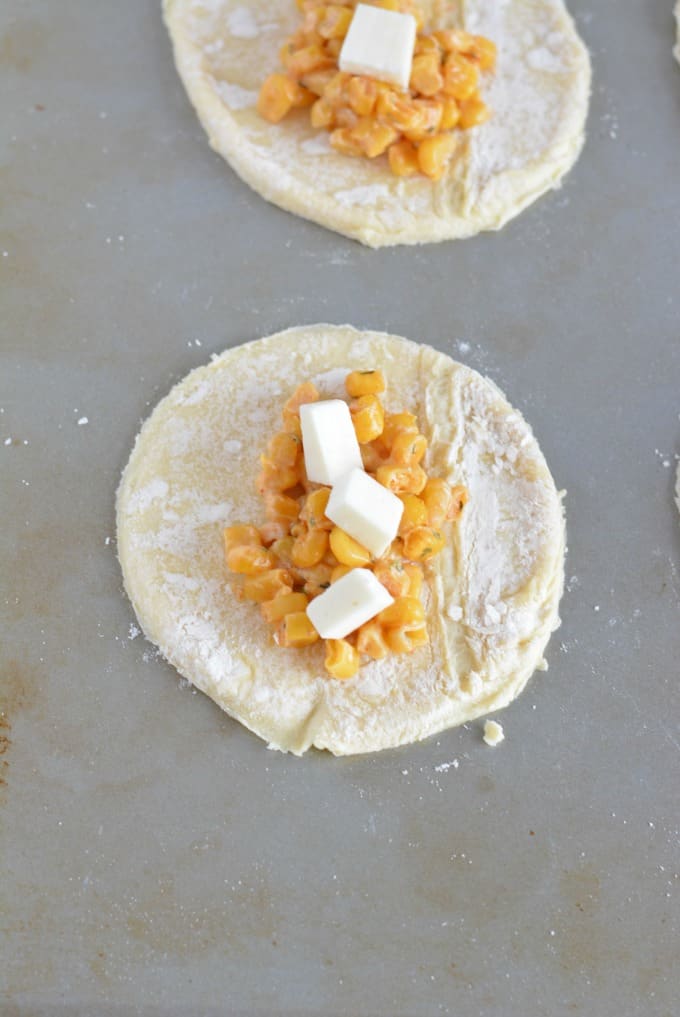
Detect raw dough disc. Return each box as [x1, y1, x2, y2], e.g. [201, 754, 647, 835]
[162, 0, 591, 247]
[116, 325, 565, 755]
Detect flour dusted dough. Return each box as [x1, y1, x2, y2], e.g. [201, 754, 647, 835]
[117, 326, 565, 755]
[162, 0, 591, 247]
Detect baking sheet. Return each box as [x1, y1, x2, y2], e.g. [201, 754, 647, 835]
[1, 1, 679, 1014]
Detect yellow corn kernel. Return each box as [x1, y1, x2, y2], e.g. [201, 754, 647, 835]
[310, 97, 335, 128]
[293, 85, 316, 108]
[354, 120, 399, 158]
[325, 36, 343, 58]
[318, 4, 353, 38]
[407, 625, 429, 649]
[421, 477, 452, 528]
[329, 527, 371, 567]
[347, 76, 378, 116]
[376, 463, 427, 495]
[378, 596, 425, 629]
[397, 493, 428, 535]
[449, 484, 469, 520]
[410, 52, 444, 96]
[350, 394, 385, 443]
[334, 106, 359, 129]
[261, 591, 309, 623]
[372, 559, 411, 598]
[276, 611, 319, 648]
[442, 52, 479, 101]
[439, 98, 460, 130]
[283, 381, 319, 419]
[388, 139, 420, 177]
[382, 412, 418, 447]
[257, 460, 299, 494]
[282, 413, 302, 438]
[242, 568, 294, 603]
[269, 535, 295, 565]
[329, 127, 363, 156]
[390, 429, 427, 465]
[345, 369, 386, 398]
[402, 525, 445, 562]
[356, 620, 389, 659]
[301, 67, 337, 97]
[403, 99, 442, 142]
[361, 442, 385, 472]
[300, 487, 332, 529]
[385, 627, 414, 653]
[223, 524, 262, 558]
[259, 520, 289, 545]
[404, 562, 424, 598]
[299, 563, 334, 597]
[287, 44, 334, 78]
[465, 35, 497, 71]
[417, 133, 456, 180]
[458, 97, 491, 130]
[324, 638, 360, 679]
[257, 73, 298, 123]
[226, 545, 276, 575]
[331, 563, 353, 583]
[264, 492, 300, 522]
[432, 29, 472, 52]
[376, 90, 422, 132]
[266, 431, 300, 468]
[322, 71, 351, 108]
[291, 528, 329, 568]
[414, 35, 441, 56]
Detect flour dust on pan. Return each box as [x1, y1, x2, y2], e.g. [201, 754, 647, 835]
[116, 325, 565, 755]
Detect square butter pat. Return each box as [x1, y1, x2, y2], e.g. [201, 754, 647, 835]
[300, 400, 363, 486]
[339, 4, 417, 90]
[306, 568, 393, 640]
[326, 467, 403, 558]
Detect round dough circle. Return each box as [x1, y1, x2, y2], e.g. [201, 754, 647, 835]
[163, 0, 591, 247]
[117, 325, 565, 755]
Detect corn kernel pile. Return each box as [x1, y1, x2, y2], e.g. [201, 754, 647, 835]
[223, 370, 468, 680]
[257, 0, 496, 181]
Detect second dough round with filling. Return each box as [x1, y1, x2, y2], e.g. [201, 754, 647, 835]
[117, 325, 565, 755]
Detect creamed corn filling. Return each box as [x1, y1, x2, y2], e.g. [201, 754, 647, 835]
[223, 369, 468, 680]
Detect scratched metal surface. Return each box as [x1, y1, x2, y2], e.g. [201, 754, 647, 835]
[1, 1, 679, 1015]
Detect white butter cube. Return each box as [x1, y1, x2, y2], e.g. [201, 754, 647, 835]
[306, 568, 393, 640]
[339, 4, 417, 90]
[326, 467, 403, 558]
[300, 400, 363, 486]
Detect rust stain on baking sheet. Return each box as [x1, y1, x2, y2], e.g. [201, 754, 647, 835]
[0, 19, 48, 73]
[552, 864, 628, 986]
[121, 866, 279, 958]
[0, 659, 40, 801]
[4, 525, 77, 622]
[560, 865, 600, 916]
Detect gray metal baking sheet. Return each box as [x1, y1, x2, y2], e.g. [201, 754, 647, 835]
[1, 1, 679, 1014]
